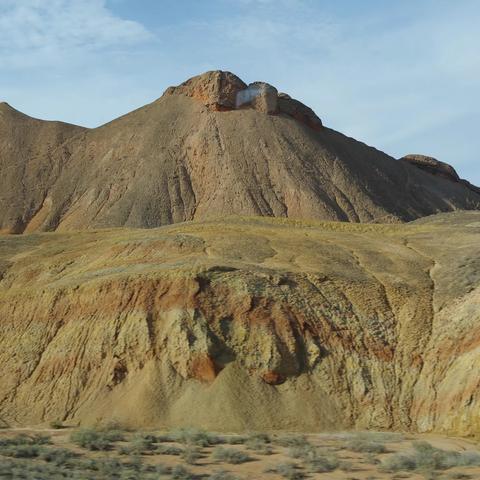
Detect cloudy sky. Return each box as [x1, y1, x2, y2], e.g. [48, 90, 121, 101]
[1, 0, 478, 184]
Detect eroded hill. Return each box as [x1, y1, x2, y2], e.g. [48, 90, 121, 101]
[1, 71, 479, 233]
[0, 211, 479, 434]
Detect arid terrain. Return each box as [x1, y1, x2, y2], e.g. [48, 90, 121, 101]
[1, 426, 480, 479]
[0, 211, 479, 436]
[1, 70, 480, 479]
[1, 71, 479, 234]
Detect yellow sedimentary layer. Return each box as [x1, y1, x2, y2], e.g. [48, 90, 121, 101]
[0, 213, 479, 434]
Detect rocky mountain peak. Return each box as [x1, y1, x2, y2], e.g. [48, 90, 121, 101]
[163, 70, 322, 131]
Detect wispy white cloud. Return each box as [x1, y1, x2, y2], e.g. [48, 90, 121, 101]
[0, 0, 151, 68]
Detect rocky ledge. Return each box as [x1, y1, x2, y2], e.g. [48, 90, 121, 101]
[400, 154, 480, 195]
[163, 70, 323, 131]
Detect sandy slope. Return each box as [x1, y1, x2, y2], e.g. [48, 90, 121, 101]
[0, 211, 479, 434]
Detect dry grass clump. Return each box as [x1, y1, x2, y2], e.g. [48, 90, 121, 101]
[283, 439, 338, 474]
[156, 444, 183, 456]
[266, 462, 305, 480]
[181, 445, 203, 465]
[0, 434, 51, 459]
[168, 427, 221, 447]
[171, 464, 196, 480]
[305, 453, 340, 473]
[118, 432, 157, 455]
[212, 447, 251, 464]
[276, 434, 310, 448]
[244, 432, 273, 455]
[70, 428, 114, 451]
[380, 441, 480, 474]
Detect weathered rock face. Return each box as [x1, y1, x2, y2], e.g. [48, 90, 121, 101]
[400, 154, 480, 197]
[0, 212, 479, 434]
[277, 92, 323, 131]
[236, 81, 278, 114]
[163, 71, 247, 111]
[400, 154, 461, 182]
[164, 71, 317, 124]
[1, 71, 479, 235]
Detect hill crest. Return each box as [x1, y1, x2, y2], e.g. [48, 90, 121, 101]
[0, 70, 479, 233]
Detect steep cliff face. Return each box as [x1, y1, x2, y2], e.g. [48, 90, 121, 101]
[0, 212, 478, 434]
[1, 71, 479, 234]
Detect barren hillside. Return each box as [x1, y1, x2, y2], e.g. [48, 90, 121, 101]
[1, 212, 478, 434]
[1, 71, 479, 233]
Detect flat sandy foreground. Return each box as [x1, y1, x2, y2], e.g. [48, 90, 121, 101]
[1, 427, 480, 479]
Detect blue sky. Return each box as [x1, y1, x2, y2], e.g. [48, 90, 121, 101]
[0, 0, 478, 184]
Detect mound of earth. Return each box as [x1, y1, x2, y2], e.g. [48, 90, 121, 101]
[1, 71, 479, 234]
[0, 211, 479, 434]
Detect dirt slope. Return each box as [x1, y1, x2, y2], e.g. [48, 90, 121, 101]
[0, 102, 86, 233]
[1, 71, 479, 233]
[0, 211, 478, 434]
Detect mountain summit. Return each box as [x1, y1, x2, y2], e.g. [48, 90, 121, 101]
[1, 70, 479, 233]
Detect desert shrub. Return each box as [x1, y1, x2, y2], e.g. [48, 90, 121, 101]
[346, 437, 387, 453]
[364, 452, 380, 465]
[98, 423, 126, 442]
[39, 447, 76, 465]
[380, 441, 480, 473]
[339, 460, 354, 471]
[0, 444, 40, 458]
[276, 434, 310, 448]
[245, 433, 273, 455]
[70, 428, 113, 450]
[208, 470, 240, 480]
[157, 444, 183, 455]
[380, 453, 417, 472]
[0, 433, 51, 449]
[267, 462, 305, 480]
[412, 441, 460, 470]
[445, 473, 472, 479]
[247, 432, 270, 444]
[153, 463, 170, 475]
[181, 445, 202, 464]
[171, 464, 195, 480]
[305, 452, 339, 473]
[30, 434, 52, 445]
[221, 435, 248, 445]
[168, 427, 220, 447]
[120, 433, 157, 454]
[287, 443, 316, 459]
[457, 450, 480, 466]
[212, 447, 251, 464]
